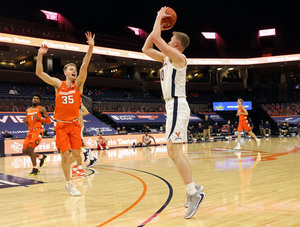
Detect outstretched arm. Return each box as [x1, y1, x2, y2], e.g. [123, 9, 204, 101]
[76, 32, 95, 93]
[36, 44, 61, 90]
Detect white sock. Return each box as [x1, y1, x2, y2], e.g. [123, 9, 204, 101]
[186, 182, 196, 195]
[89, 151, 95, 161]
[67, 180, 72, 185]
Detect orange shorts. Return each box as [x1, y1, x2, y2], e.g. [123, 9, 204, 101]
[54, 120, 81, 152]
[238, 120, 251, 133]
[23, 128, 44, 149]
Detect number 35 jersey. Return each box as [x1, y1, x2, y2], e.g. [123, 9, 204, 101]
[54, 81, 82, 121]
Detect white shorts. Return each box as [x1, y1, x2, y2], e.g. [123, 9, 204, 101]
[165, 97, 189, 143]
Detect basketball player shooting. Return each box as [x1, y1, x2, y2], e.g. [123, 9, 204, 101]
[234, 98, 261, 149]
[142, 6, 205, 219]
[36, 31, 95, 196]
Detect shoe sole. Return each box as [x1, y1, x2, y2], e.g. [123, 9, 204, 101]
[184, 192, 205, 219]
[87, 159, 98, 167]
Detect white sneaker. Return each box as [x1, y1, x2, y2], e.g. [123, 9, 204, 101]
[184, 190, 205, 219]
[234, 144, 241, 150]
[184, 185, 203, 208]
[256, 139, 261, 147]
[65, 182, 81, 196]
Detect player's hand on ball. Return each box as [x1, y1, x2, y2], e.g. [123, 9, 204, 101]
[38, 44, 49, 55]
[157, 6, 172, 19]
[85, 31, 95, 47]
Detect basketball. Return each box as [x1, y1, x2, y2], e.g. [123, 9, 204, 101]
[161, 7, 177, 30]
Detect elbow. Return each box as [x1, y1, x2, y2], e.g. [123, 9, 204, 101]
[35, 71, 41, 77]
[150, 33, 159, 43]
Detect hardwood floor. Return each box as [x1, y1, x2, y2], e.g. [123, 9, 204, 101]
[0, 137, 299, 226]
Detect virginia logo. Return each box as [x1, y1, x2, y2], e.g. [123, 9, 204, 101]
[175, 132, 181, 138]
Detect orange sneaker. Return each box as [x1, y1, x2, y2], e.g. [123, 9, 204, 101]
[77, 168, 85, 176]
[72, 169, 80, 177]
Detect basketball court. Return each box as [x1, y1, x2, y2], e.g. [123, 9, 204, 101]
[1, 137, 299, 226]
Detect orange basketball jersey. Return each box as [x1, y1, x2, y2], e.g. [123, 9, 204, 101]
[54, 81, 82, 121]
[238, 106, 247, 121]
[27, 106, 43, 130]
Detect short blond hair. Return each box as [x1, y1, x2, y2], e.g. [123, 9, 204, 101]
[172, 31, 190, 50]
[238, 98, 243, 103]
[63, 63, 77, 72]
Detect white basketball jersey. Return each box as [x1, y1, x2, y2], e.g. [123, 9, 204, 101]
[144, 134, 150, 143]
[160, 56, 187, 100]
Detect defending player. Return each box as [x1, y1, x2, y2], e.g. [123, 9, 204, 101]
[234, 98, 261, 149]
[142, 7, 205, 219]
[22, 92, 51, 175]
[36, 32, 95, 196]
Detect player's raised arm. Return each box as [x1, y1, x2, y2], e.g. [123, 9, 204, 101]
[142, 32, 165, 63]
[76, 32, 95, 92]
[150, 7, 185, 66]
[36, 44, 61, 89]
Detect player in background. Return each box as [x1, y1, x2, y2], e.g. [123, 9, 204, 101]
[22, 92, 51, 175]
[142, 6, 205, 219]
[133, 131, 157, 147]
[97, 132, 110, 151]
[36, 32, 95, 196]
[234, 98, 261, 149]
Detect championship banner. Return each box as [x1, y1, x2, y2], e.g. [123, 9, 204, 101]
[0, 112, 116, 138]
[105, 112, 202, 124]
[3, 133, 167, 155]
[271, 115, 300, 124]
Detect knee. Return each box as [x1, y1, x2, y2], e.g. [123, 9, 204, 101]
[22, 149, 28, 155]
[61, 152, 69, 163]
[72, 150, 81, 159]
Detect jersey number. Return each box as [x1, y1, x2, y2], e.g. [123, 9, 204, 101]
[62, 95, 74, 104]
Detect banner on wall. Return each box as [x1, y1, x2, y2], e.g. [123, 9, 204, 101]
[213, 101, 252, 111]
[3, 133, 167, 155]
[105, 113, 202, 124]
[0, 112, 116, 138]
